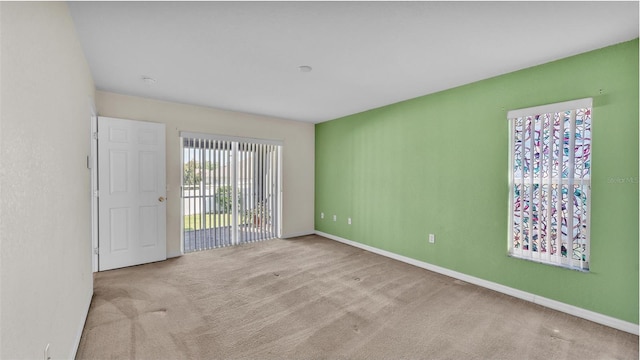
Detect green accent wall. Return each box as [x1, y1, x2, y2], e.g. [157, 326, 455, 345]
[315, 39, 639, 324]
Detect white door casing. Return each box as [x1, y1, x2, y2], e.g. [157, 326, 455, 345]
[98, 116, 166, 271]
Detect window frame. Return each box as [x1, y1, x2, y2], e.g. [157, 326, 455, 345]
[507, 98, 593, 271]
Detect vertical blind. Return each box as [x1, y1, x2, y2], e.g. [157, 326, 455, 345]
[181, 133, 281, 253]
[508, 98, 592, 271]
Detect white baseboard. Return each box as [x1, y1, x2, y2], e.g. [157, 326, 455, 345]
[167, 250, 183, 259]
[71, 288, 93, 359]
[281, 230, 315, 239]
[315, 231, 639, 335]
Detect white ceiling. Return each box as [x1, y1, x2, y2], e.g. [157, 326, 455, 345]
[69, 1, 639, 123]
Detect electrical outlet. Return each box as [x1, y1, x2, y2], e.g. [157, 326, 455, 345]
[428, 234, 435, 244]
[333, 215, 337, 222]
[320, 212, 324, 219]
[348, 217, 352, 225]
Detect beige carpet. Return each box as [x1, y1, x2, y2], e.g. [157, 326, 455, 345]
[76, 235, 638, 359]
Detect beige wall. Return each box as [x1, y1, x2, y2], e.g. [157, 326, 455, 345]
[96, 91, 315, 257]
[0, 2, 95, 359]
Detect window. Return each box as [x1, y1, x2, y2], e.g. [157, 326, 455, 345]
[180, 132, 282, 253]
[508, 98, 592, 271]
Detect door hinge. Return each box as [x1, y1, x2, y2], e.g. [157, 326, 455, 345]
[93, 132, 98, 140]
[94, 247, 99, 255]
[94, 190, 99, 198]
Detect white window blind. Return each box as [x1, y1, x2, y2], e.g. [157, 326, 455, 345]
[181, 133, 281, 252]
[508, 98, 592, 271]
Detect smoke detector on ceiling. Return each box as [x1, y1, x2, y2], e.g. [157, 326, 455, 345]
[141, 76, 157, 84]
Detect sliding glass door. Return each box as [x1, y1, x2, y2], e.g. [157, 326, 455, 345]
[181, 133, 281, 253]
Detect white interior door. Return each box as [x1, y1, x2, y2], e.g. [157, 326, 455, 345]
[98, 116, 166, 271]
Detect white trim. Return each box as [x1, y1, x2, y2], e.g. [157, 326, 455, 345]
[179, 132, 186, 257]
[315, 230, 639, 335]
[507, 97, 593, 119]
[180, 131, 284, 146]
[90, 114, 98, 272]
[70, 290, 93, 359]
[281, 230, 315, 239]
[167, 250, 183, 259]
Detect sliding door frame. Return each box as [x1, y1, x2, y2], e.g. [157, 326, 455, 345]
[180, 132, 283, 253]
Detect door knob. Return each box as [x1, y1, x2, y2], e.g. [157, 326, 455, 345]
[159, 196, 165, 202]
